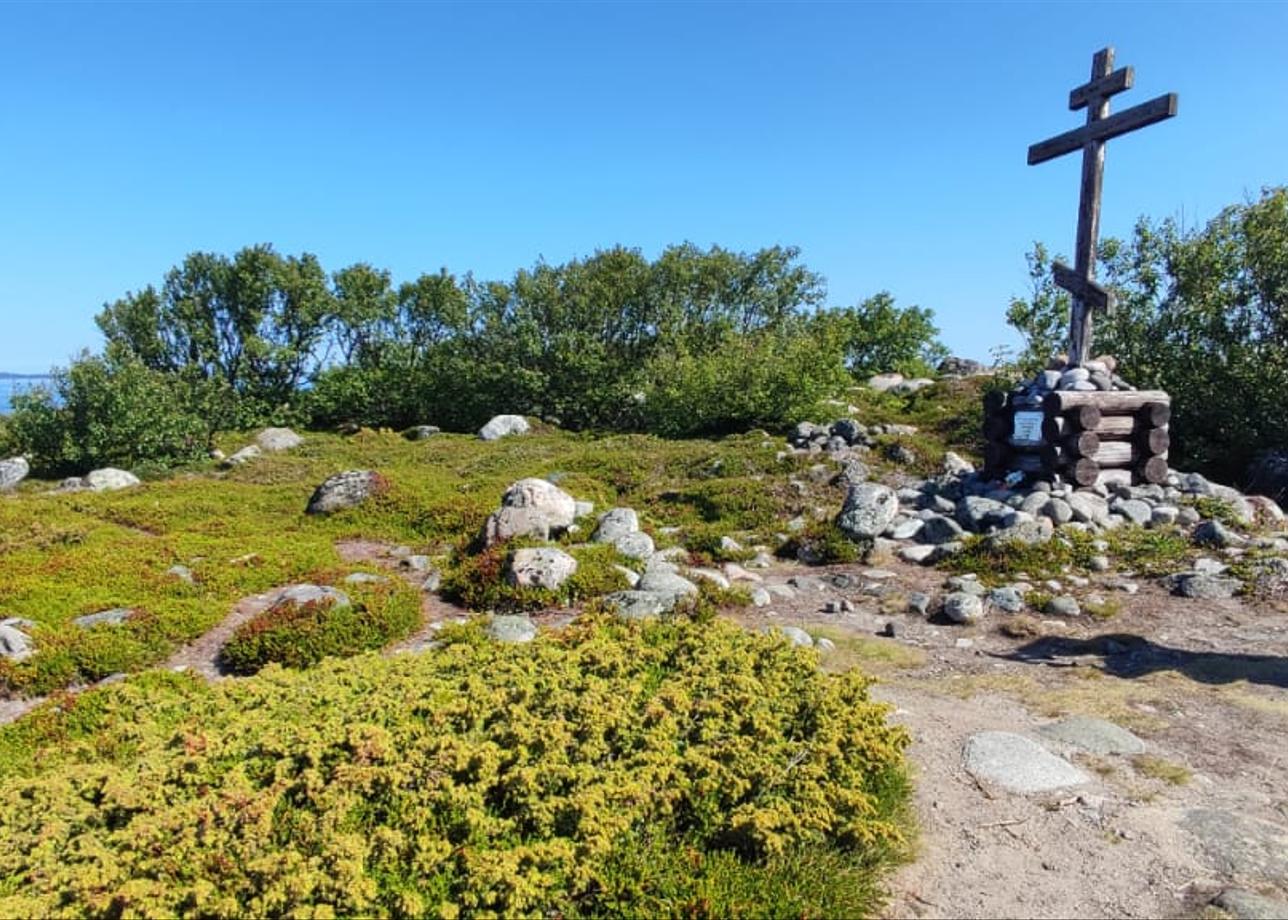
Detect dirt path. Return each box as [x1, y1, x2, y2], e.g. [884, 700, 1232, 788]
[161, 591, 279, 679]
[727, 556, 1288, 919]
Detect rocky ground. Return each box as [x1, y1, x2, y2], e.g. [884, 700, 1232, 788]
[3, 408, 1287, 918]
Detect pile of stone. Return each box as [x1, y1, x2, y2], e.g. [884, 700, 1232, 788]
[787, 419, 919, 456]
[1019, 355, 1135, 396]
[829, 450, 1286, 597]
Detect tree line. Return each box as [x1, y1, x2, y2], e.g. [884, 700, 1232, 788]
[2, 243, 945, 473]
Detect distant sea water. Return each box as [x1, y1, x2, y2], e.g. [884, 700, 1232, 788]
[0, 376, 52, 413]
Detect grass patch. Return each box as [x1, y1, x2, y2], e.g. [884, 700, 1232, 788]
[1083, 596, 1123, 621]
[0, 614, 913, 918]
[777, 520, 866, 565]
[1132, 754, 1192, 785]
[811, 626, 927, 675]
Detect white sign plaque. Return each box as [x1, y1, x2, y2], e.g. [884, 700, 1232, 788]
[1012, 411, 1045, 446]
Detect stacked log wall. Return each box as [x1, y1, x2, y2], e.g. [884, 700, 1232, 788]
[982, 388, 1171, 486]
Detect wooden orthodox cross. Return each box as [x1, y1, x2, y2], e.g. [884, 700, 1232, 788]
[1028, 47, 1178, 366]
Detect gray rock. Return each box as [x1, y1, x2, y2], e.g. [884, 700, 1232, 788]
[255, 427, 304, 451]
[1036, 369, 1062, 390]
[765, 583, 797, 601]
[0, 622, 34, 661]
[918, 514, 966, 545]
[989, 586, 1025, 613]
[1045, 595, 1081, 617]
[1175, 573, 1240, 600]
[1212, 889, 1288, 920]
[399, 554, 432, 573]
[963, 731, 1090, 794]
[306, 470, 383, 515]
[592, 507, 640, 543]
[507, 547, 578, 590]
[688, 568, 731, 590]
[1193, 557, 1228, 575]
[890, 518, 924, 540]
[836, 482, 898, 540]
[166, 564, 195, 584]
[837, 458, 871, 485]
[636, 569, 698, 600]
[343, 572, 389, 586]
[1088, 555, 1111, 573]
[815, 636, 837, 653]
[482, 478, 577, 544]
[613, 564, 641, 588]
[943, 592, 984, 624]
[891, 377, 935, 394]
[478, 414, 530, 441]
[1110, 497, 1153, 527]
[73, 607, 135, 628]
[224, 445, 262, 466]
[908, 592, 932, 615]
[85, 468, 141, 492]
[611, 531, 656, 560]
[957, 496, 1015, 532]
[1020, 492, 1051, 516]
[830, 418, 866, 444]
[403, 425, 441, 441]
[1059, 367, 1091, 386]
[945, 575, 986, 596]
[1149, 505, 1179, 527]
[1037, 716, 1146, 755]
[1194, 519, 1242, 548]
[898, 544, 937, 564]
[985, 518, 1055, 548]
[770, 625, 814, 647]
[1043, 498, 1074, 525]
[1246, 449, 1288, 506]
[487, 615, 537, 643]
[1176, 506, 1202, 526]
[1068, 491, 1112, 527]
[0, 457, 30, 492]
[604, 590, 673, 620]
[751, 587, 772, 607]
[938, 356, 986, 377]
[942, 451, 975, 476]
[1181, 809, 1288, 886]
[867, 372, 905, 392]
[272, 584, 351, 609]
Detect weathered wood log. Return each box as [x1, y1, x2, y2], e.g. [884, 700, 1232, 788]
[1063, 430, 1101, 457]
[1139, 455, 1170, 484]
[1092, 415, 1136, 437]
[1138, 401, 1170, 427]
[1095, 468, 1133, 488]
[1091, 441, 1157, 467]
[986, 415, 1012, 440]
[1067, 404, 1102, 430]
[1043, 389, 1170, 413]
[1066, 457, 1101, 487]
[1143, 427, 1170, 454]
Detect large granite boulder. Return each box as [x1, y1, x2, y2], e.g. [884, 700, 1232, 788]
[479, 415, 530, 441]
[836, 482, 898, 540]
[255, 427, 304, 452]
[85, 468, 141, 492]
[506, 547, 578, 590]
[305, 470, 384, 515]
[483, 478, 577, 544]
[0, 457, 29, 492]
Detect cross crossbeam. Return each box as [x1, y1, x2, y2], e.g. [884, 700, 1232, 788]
[1028, 47, 1178, 366]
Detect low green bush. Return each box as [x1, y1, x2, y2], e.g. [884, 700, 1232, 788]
[777, 520, 865, 565]
[441, 542, 631, 613]
[220, 585, 419, 674]
[0, 615, 912, 917]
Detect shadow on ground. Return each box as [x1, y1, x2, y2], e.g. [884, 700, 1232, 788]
[1003, 633, 1288, 690]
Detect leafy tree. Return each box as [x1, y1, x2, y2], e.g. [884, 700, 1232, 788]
[821, 292, 947, 378]
[1008, 186, 1288, 480]
[6, 352, 207, 475]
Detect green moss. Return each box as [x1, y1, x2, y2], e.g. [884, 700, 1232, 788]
[0, 615, 912, 918]
[441, 541, 633, 613]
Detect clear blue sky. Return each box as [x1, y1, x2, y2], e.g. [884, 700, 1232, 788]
[2, 1, 1285, 373]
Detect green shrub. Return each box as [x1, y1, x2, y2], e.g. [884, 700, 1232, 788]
[5, 353, 209, 475]
[220, 586, 419, 674]
[0, 615, 911, 917]
[441, 542, 632, 613]
[778, 520, 865, 565]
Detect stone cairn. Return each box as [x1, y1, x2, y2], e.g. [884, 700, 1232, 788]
[983, 355, 1170, 488]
